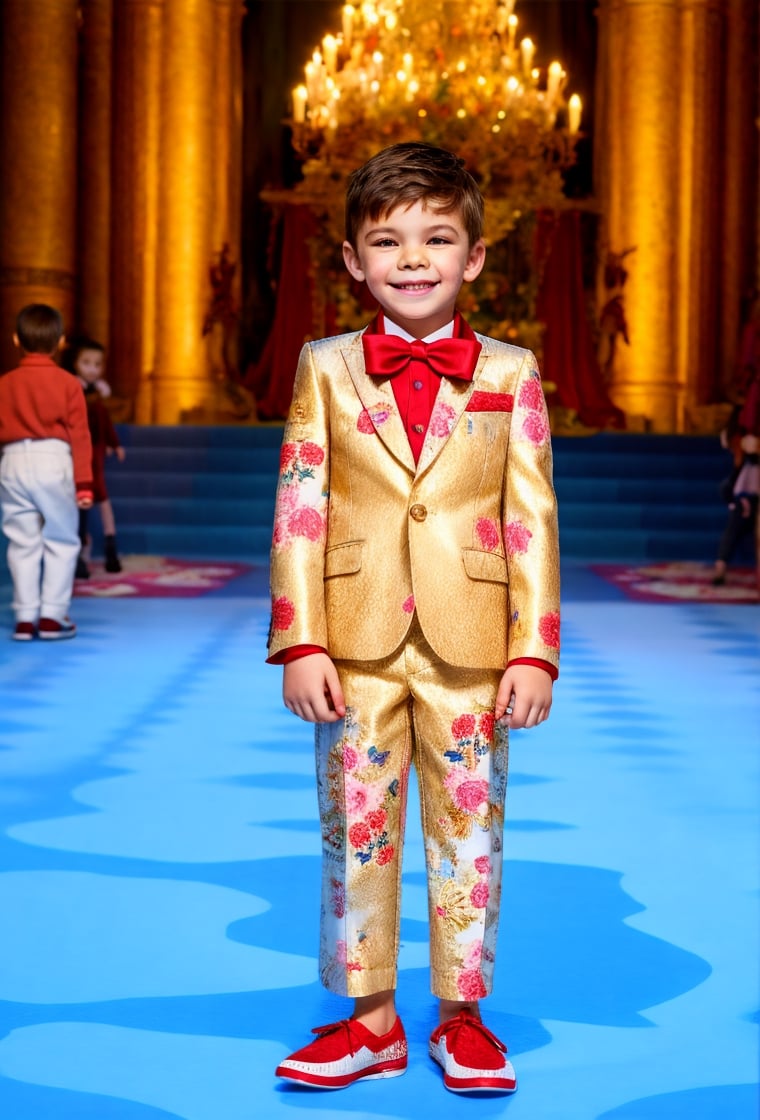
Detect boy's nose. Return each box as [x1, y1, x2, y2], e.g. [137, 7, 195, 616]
[399, 247, 428, 269]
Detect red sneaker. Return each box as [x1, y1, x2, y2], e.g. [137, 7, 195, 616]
[429, 1010, 517, 1094]
[12, 621, 36, 641]
[275, 1016, 407, 1089]
[38, 617, 77, 640]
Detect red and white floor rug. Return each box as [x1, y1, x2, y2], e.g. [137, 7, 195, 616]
[590, 561, 759, 604]
[73, 555, 254, 598]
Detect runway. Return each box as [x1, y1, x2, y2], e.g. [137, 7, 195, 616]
[0, 562, 757, 1119]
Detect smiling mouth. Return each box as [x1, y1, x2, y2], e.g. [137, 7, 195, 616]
[392, 281, 437, 291]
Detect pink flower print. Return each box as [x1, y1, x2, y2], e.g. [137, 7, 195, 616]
[470, 882, 490, 908]
[538, 610, 560, 649]
[478, 712, 495, 741]
[342, 745, 359, 771]
[463, 941, 483, 970]
[476, 517, 500, 552]
[445, 767, 490, 813]
[344, 773, 385, 817]
[518, 378, 544, 411]
[300, 441, 324, 466]
[279, 442, 297, 471]
[271, 596, 295, 631]
[457, 969, 487, 1001]
[402, 595, 415, 614]
[331, 878, 346, 919]
[522, 409, 550, 445]
[335, 940, 348, 965]
[376, 845, 395, 866]
[357, 409, 375, 433]
[451, 714, 477, 741]
[348, 821, 372, 849]
[474, 855, 492, 875]
[505, 520, 532, 556]
[428, 402, 457, 438]
[366, 808, 388, 834]
[288, 505, 324, 541]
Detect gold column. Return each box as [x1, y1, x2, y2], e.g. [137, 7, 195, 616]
[676, 0, 723, 420]
[601, 0, 682, 431]
[77, 0, 113, 347]
[152, 0, 216, 423]
[0, 0, 79, 372]
[720, 0, 758, 388]
[111, 0, 163, 412]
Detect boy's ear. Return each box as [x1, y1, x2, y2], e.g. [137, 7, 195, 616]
[463, 238, 487, 284]
[342, 241, 366, 283]
[12, 332, 20, 349]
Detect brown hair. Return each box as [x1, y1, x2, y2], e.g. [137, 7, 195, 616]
[345, 142, 485, 248]
[15, 304, 65, 355]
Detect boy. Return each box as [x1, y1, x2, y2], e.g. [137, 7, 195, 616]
[0, 304, 93, 640]
[268, 143, 560, 1094]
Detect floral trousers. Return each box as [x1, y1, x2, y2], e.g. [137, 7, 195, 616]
[315, 616, 509, 1002]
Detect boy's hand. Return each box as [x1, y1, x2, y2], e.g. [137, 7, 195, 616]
[495, 664, 553, 729]
[76, 491, 94, 510]
[115, 447, 126, 462]
[283, 653, 346, 723]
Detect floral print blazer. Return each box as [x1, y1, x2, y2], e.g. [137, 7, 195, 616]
[268, 327, 560, 673]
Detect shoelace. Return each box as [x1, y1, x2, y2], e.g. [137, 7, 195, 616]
[311, 1019, 361, 1056]
[430, 1010, 507, 1053]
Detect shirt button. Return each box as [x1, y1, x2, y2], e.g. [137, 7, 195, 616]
[413, 380, 423, 390]
[409, 503, 427, 522]
[412, 423, 424, 434]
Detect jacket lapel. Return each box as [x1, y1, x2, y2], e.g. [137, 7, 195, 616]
[340, 334, 417, 473]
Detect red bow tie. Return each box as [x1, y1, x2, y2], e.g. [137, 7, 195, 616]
[362, 333, 481, 382]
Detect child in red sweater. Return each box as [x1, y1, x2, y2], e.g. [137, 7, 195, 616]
[66, 337, 126, 576]
[0, 305, 93, 640]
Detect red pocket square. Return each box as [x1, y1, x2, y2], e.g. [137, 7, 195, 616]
[466, 391, 514, 412]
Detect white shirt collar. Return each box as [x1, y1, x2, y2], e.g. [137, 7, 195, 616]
[380, 312, 455, 344]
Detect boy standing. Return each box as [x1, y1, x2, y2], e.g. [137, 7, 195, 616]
[0, 304, 93, 640]
[268, 143, 560, 1094]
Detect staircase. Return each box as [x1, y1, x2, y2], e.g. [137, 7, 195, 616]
[84, 426, 741, 565]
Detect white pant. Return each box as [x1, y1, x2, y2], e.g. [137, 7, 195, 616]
[0, 439, 80, 623]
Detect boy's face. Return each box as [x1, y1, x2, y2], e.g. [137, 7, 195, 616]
[75, 348, 105, 384]
[343, 200, 485, 338]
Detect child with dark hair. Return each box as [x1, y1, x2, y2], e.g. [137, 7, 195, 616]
[66, 337, 126, 576]
[268, 143, 560, 1095]
[0, 304, 93, 640]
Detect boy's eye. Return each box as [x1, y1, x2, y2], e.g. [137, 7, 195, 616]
[372, 238, 397, 248]
[428, 236, 451, 245]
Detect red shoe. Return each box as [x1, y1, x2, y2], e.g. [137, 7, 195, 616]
[12, 621, 36, 641]
[429, 1010, 517, 1094]
[275, 1016, 407, 1089]
[38, 617, 77, 640]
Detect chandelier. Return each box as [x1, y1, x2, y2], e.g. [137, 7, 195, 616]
[288, 0, 582, 245]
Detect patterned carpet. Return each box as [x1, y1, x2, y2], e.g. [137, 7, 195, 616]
[590, 561, 759, 604]
[73, 556, 256, 598]
[0, 564, 757, 1119]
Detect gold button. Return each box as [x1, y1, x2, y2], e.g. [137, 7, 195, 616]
[412, 423, 424, 434]
[410, 503, 427, 522]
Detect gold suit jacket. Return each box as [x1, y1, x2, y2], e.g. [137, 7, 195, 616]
[268, 328, 560, 672]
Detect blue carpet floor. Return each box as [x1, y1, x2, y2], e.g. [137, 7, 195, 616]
[0, 562, 757, 1120]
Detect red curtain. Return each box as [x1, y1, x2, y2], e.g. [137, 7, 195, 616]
[535, 209, 625, 429]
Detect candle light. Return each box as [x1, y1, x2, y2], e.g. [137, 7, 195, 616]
[520, 38, 535, 76]
[568, 93, 582, 133]
[322, 34, 338, 74]
[292, 84, 307, 124]
[546, 60, 562, 101]
[508, 14, 517, 50]
[496, 4, 509, 35]
[342, 4, 354, 46]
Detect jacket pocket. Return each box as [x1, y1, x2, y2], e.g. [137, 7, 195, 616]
[324, 540, 364, 578]
[462, 548, 508, 584]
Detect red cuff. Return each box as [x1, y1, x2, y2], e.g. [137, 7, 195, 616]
[507, 657, 558, 682]
[267, 644, 328, 665]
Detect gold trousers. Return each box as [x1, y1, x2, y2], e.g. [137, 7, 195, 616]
[315, 616, 508, 1001]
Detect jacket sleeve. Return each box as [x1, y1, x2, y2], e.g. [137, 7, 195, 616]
[503, 350, 560, 674]
[267, 343, 331, 660]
